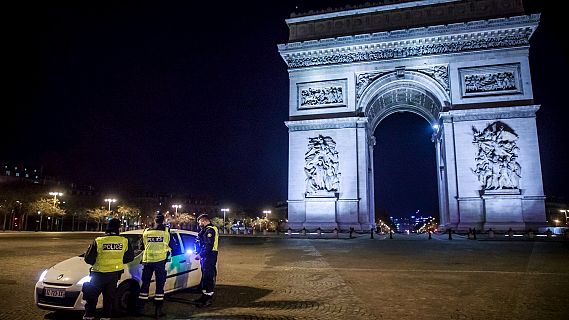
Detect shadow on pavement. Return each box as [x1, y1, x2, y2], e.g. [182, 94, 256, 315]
[167, 284, 316, 318]
[43, 285, 317, 319]
[43, 310, 83, 319]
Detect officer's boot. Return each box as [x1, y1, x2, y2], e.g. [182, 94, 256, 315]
[193, 293, 207, 305]
[134, 298, 146, 316]
[154, 301, 166, 318]
[201, 293, 214, 307]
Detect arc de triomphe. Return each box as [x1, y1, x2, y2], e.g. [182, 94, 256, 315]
[278, 0, 547, 232]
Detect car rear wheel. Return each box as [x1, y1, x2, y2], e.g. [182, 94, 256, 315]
[113, 281, 139, 315]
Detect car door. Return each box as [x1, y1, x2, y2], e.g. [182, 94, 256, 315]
[179, 232, 201, 288]
[164, 231, 188, 292]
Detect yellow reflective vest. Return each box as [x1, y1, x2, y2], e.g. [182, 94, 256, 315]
[91, 235, 129, 273]
[142, 227, 171, 263]
[206, 225, 219, 252]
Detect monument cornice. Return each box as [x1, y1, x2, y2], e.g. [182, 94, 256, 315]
[285, 117, 368, 132]
[278, 14, 539, 69]
[440, 105, 540, 122]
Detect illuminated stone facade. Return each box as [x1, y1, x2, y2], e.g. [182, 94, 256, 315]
[279, 0, 546, 231]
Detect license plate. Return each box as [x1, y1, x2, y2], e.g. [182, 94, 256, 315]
[45, 288, 65, 298]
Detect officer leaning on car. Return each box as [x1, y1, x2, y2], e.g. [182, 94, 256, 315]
[193, 213, 219, 307]
[137, 212, 174, 318]
[82, 217, 135, 320]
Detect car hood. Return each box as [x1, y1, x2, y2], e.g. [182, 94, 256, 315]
[45, 256, 90, 284]
[44, 254, 144, 285]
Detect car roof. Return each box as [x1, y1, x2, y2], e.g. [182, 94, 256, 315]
[121, 229, 198, 236]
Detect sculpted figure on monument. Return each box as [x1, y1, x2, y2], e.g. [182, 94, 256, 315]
[304, 135, 340, 194]
[472, 121, 521, 190]
[301, 86, 343, 106]
[464, 71, 516, 93]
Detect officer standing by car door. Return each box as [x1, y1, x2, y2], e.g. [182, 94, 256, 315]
[193, 214, 219, 307]
[137, 213, 173, 318]
[82, 217, 134, 320]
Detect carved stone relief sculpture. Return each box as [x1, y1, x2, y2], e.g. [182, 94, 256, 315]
[300, 86, 344, 107]
[464, 71, 516, 94]
[416, 65, 449, 94]
[356, 71, 387, 101]
[297, 80, 347, 109]
[304, 135, 341, 194]
[472, 121, 521, 190]
[459, 63, 521, 97]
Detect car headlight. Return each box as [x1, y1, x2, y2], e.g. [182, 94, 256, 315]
[77, 275, 91, 285]
[39, 269, 48, 282]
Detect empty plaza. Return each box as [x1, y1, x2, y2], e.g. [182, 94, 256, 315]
[0, 232, 567, 320]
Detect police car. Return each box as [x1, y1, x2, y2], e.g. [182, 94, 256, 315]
[35, 229, 202, 314]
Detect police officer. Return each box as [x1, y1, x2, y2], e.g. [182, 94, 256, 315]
[193, 214, 219, 307]
[138, 213, 173, 318]
[82, 218, 134, 320]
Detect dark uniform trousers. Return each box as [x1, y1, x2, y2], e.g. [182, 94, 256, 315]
[140, 260, 167, 302]
[82, 271, 122, 318]
[200, 251, 218, 293]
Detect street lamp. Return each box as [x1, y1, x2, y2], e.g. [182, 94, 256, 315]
[49, 192, 63, 231]
[221, 208, 229, 231]
[49, 192, 63, 206]
[263, 210, 271, 231]
[37, 211, 42, 231]
[172, 204, 182, 216]
[104, 198, 117, 211]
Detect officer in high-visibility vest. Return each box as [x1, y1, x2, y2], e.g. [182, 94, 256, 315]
[193, 213, 219, 307]
[82, 218, 134, 320]
[137, 213, 173, 318]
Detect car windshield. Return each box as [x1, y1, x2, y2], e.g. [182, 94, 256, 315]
[123, 234, 144, 256]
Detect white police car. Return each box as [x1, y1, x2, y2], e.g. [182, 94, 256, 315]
[35, 229, 202, 314]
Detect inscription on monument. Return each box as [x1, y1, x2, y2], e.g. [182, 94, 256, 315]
[304, 135, 340, 194]
[472, 121, 521, 191]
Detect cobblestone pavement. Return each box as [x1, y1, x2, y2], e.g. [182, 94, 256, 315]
[1, 232, 568, 320]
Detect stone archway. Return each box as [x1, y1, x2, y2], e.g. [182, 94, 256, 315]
[359, 71, 449, 230]
[280, 2, 546, 232]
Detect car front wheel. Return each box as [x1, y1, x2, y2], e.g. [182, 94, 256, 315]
[113, 281, 139, 315]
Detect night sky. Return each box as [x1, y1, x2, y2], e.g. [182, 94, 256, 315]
[4, 1, 568, 215]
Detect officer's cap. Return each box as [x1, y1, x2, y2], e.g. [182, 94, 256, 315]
[196, 213, 209, 221]
[107, 218, 121, 232]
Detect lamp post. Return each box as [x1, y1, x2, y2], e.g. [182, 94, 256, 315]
[221, 208, 229, 232]
[49, 192, 63, 231]
[104, 198, 117, 212]
[38, 211, 42, 231]
[49, 192, 63, 207]
[172, 204, 181, 216]
[263, 210, 271, 231]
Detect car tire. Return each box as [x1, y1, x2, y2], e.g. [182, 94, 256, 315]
[113, 281, 139, 315]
